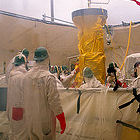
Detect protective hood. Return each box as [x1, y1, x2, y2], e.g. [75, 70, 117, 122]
[32, 58, 50, 79]
[10, 64, 27, 78]
[80, 74, 104, 89]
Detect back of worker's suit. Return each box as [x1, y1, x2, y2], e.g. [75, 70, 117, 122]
[7, 56, 28, 140]
[6, 48, 29, 83]
[23, 47, 66, 140]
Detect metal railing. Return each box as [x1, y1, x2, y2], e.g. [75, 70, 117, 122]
[88, 0, 110, 7]
[42, 14, 74, 25]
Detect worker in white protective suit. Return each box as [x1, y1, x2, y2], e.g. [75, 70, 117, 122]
[130, 62, 140, 113]
[119, 62, 140, 113]
[51, 65, 79, 88]
[6, 48, 29, 83]
[7, 55, 28, 140]
[129, 62, 140, 90]
[59, 65, 79, 88]
[23, 47, 66, 140]
[80, 67, 104, 89]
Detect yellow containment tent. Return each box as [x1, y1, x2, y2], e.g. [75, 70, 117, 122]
[72, 8, 107, 87]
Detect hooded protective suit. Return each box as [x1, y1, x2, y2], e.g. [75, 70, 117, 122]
[6, 57, 15, 83]
[6, 53, 27, 83]
[128, 64, 140, 89]
[53, 73, 64, 88]
[7, 64, 28, 140]
[53, 68, 78, 88]
[129, 68, 140, 91]
[60, 68, 79, 88]
[80, 75, 104, 89]
[23, 59, 64, 140]
[80, 67, 104, 89]
[60, 70, 76, 88]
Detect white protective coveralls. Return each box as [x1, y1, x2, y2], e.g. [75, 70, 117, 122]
[55, 77, 64, 88]
[53, 73, 64, 88]
[60, 69, 77, 88]
[80, 74, 104, 89]
[23, 59, 63, 140]
[129, 66, 140, 90]
[6, 54, 27, 83]
[127, 66, 140, 114]
[6, 57, 15, 83]
[7, 64, 28, 140]
[130, 76, 140, 90]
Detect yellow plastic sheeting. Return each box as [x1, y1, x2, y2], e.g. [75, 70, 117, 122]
[74, 16, 106, 87]
[121, 126, 140, 140]
[56, 88, 140, 140]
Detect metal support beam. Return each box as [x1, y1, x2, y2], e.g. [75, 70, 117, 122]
[88, 0, 91, 8]
[90, 0, 110, 5]
[51, 0, 54, 22]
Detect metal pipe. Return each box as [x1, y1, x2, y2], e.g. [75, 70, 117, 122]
[3, 62, 6, 74]
[51, 0, 54, 22]
[91, 0, 110, 4]
[43, 14, 74, 25]
[88, 0, 91, 8]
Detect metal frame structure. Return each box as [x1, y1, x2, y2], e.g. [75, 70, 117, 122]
[51, 0, 54, 22]
[88, 0, 110, 7]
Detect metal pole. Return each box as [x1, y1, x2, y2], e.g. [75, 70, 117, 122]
[3, 61, 6, 74]
[42, 14, 74, 25]
[90, 0, 110, 4]
[88, 0, 91, 8]
[51, 0, 54, 22]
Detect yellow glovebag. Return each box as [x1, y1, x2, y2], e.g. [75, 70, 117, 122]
[74, 16, 106, 87]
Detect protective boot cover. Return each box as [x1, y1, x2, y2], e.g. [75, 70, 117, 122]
[23, 59, 63, 140]
[7, 64, 28, 140]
